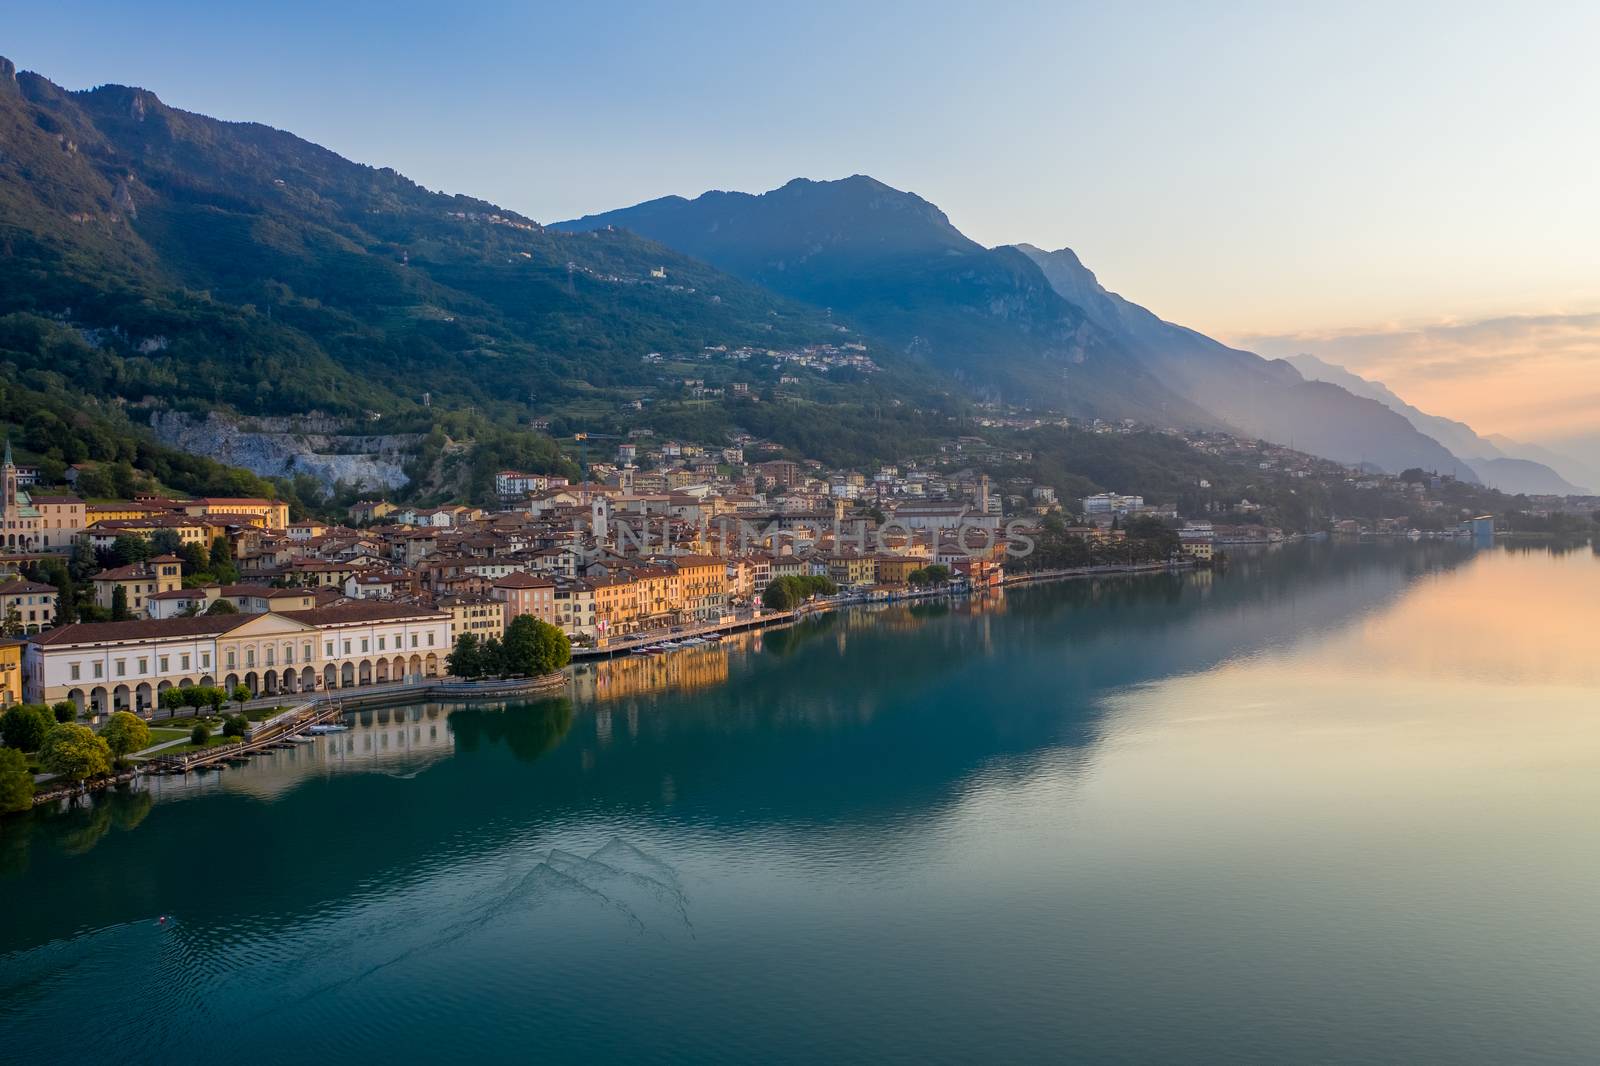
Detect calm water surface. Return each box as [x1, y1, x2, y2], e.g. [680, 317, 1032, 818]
[5, 542, 1600, 1064]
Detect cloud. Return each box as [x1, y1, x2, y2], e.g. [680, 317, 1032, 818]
[1230, 311, 1600, 443]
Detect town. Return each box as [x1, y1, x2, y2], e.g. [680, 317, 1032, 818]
[6, 412, 1587, 736]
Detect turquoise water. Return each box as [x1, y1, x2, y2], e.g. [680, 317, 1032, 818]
[5, 541, 1600, 1063]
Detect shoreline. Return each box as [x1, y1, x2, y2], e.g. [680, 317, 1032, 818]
[19, 559, 1195, 808]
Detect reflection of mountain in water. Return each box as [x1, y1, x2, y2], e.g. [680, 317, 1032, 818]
[0, 542, 1475, 954]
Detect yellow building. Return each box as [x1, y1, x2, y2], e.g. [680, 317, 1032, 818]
[438, 596, 507, 643]
[875, 555, 923, 586]
[93, 556, 183, 613]
[666, 554, 729, 622]
[185, 497, 290, 531]
[0, 638, 22, 707]
[0, 578, 58, 633]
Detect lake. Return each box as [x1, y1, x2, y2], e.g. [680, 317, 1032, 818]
[4, 541, 1600, 1064]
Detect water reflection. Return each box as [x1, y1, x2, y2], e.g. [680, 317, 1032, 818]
[4, 542, 1598, 1065]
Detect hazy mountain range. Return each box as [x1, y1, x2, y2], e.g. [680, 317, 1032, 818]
[0, 53, 1584, 498]
[1287, 354, 1593, 493]
[557, 179, 1489, 480]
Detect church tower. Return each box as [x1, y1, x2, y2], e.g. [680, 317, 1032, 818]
[2, 437, 16, 517]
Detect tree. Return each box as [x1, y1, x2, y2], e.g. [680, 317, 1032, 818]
[101, 711, 152, 766]
[160, 687, 187, 715]
[0, 747, 33, 813]
[500, 615, 571, 676]
[762, 577, 798, 611]
[110, 584, 131, 621]
[2, 704, 55, 751]
[222, 714, 248, 739]
[479, 636, 505, 677]
[52, 701, 76, 723]
[232, 684, 252, 708]
[68, 539, 99, 583]
[109, 534, 152, 568]
[204, 599, 239, 615]
[1, 604, 21, 637]
[40, 723, 111, 782]
[205, 686, 227, 714]
[447, 633, 483, 679]
[190, 723, 211, 746]
[150, 529, 184, 556]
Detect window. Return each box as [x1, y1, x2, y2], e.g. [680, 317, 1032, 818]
[427, 633, 435, 647]
[159, 656, 169, 673]
[265, 647, 274, 667]
[246, 649, 255, 668]
[201, 653, 210, 669]
[377, 636, 385, 651]
[94, 662, 103, 679]
[361, 638, 369, 654]
[180, 654, 189, 671]
[227, 650, 236, 669]
[343, 639, 351, 655]
[284, 644, 293, 664]
[138, 658, 148, 674]
[115, 660, 126, 677]
[303, 642, 312, 661]
[411, 634, 418, 648]
[325, 641, 334, 657]
[70, 662, 80, 681]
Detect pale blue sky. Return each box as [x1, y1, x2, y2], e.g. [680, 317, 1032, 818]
[5, 1, 1598, 439]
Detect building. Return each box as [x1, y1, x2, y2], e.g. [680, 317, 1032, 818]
[1080, 493, 1144, 516]
[0, 637, 22, 706]
[0, 439, 42, 552]
[438, 596, 507, 644]
[490, 572, 557, 626]
[29, 495, 86, 550]
[92, 556, 184, 613]
[757, 459, 801, 489]
[146, 584, 322, 619]
[666, 554, 729, 622]
[184, 497, 290, 531]
[25, 602, 452, 713]
[0, 578, 58, 633]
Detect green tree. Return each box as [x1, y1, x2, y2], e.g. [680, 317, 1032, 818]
[479, 636, 505, 677]
[447, 633, 483, 679]
[232, 683, 252, 708]
[761, 577, 798, 610]
[205, 686, 227, 714]
[1, 604, 21, 637]
[190, 723, 211, 746]
[101, 711, 152, 766]
[499, 615, 571, 676]
[0, 747, 34, 813]
[160, 687, 186, 715]
[204, 598, 239, 615]
[40, 723, 112, 781]
[222, 714, 248, 739]
[52, 701, 77, 723]
[110, 584, 131, 621]
[2, 704, 54, 751]
[109, 534, 152, 568]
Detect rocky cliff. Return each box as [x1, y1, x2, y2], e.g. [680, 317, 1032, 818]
[148, 411, 418, 491]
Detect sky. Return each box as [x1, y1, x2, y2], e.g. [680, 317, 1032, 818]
[4, 1, 1597, 449]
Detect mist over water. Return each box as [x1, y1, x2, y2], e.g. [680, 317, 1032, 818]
[4, 541, 1599, 1064]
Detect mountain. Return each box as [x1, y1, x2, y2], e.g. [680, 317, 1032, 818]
[1483, 435, 1600, 496]
[0, 57, 861, 498]
[1285, 354, 1590, 493]
[555, 177, 1219, 426]
[557, 179, 1487, 478]
[1013, 245, 1479, 480]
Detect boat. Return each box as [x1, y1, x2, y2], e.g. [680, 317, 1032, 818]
[659, 641, 683, 650]
[306, 723, 350, 735]
[289, 735, 317, 744]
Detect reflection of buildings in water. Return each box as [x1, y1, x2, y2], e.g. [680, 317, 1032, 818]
[142, 704, 458, 802]
[572, 645, 731, 704]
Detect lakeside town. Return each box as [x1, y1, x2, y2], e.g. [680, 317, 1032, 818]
[1, 413, 1594, 809]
